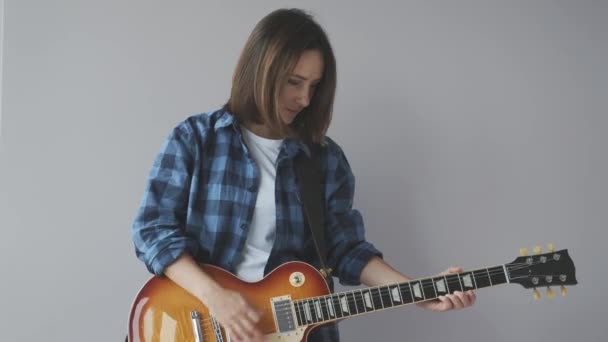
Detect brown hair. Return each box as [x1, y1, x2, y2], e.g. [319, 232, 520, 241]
[224, 8, 337, 143]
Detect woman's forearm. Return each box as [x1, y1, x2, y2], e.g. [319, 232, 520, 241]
[359, 256, 411, 287]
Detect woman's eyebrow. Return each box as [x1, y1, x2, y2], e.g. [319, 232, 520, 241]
[292, 74, 321, 82]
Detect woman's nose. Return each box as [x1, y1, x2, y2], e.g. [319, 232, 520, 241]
[296, 89, 310, 107]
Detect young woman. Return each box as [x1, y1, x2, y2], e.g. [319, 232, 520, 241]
[132, 8, 475, 342]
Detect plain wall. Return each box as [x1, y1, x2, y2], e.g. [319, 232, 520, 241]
[1, 0, 606, 341]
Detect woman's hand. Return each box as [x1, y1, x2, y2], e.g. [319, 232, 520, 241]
[202, 287, 264, 342]
[416, 266, 477, 312]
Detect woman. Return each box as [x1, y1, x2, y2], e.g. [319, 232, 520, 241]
[132, 8, 475, 342]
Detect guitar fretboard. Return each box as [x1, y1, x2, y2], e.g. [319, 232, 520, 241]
[293, 265, 508, 326]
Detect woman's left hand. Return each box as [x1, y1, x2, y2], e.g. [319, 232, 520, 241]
[416, 266, 477, 312]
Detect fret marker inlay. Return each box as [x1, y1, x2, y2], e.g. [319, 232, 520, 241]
[327, 298, 335, 317]
[463, 274, 473, 288]
[364, 292, 373, 308]
[304, 302, 312, 322]
[413, 283, 422, 299]
[391, 286, 401, 303]
[435, 279, 446, 292]
[315, 300, 322, 318]
[340, 296, 349, 313]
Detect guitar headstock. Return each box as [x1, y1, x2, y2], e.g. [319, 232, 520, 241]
[507, 244, 577, 299]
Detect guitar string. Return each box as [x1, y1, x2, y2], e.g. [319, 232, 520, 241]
[191, 260, 564, 328]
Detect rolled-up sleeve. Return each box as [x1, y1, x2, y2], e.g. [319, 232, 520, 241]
[324, 139, 383, 286]
[132, 123, 200, 276]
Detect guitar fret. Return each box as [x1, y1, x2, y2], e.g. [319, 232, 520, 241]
[371, 287, 383, 309]
[421, 278, 436, 300]
[460, 272, 476, 290]
[434, 276, 448, 295]
[304, 301, 312, 323]
[361, 289, 374, 310]
[320, 297, 330, 320]
[295, 302, 304, 326]
[446, 274, 461, 294]
[380, 285, 394, 308]
[473, 269, 491, 288]
[470, 270, 478, 289]
[348, 292, 358, 314]
[310, 299, 320, 322]
[486, 268, 493, 286]
[399, 282, 414, 304]
[332, 294, 343, 319]
[489, 266, 507, 285]
[411, 281, 424, 301]
[326, 297, 335, 318]
[339, 294, 350, 315]
[354, 290, 366, 313]
[314, 299, 323, 320]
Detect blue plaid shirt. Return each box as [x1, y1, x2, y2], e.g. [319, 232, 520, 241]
[132, 109, 382, 341]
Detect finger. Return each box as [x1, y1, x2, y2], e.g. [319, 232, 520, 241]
[227, 321, 247, 342]
[466, 290, 477, 305]
[237, 313, 262, 339]
[448, 266, 463, 274]
[455, 291, 471, 307]
[245, 307, 262, 323]
[436, 295, 453, 311]
[447, 292, 465, 309]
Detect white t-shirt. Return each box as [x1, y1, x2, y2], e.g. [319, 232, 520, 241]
[234, 126, 284, 282]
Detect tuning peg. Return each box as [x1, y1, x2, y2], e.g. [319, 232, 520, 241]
[533, 288, 541, 300]
[546, 287, 555, 299]
[548, 243, 555, 252]
[561, 285, 568, 297]
[520, 248, 529, 256]
[533, 245, 542, 255]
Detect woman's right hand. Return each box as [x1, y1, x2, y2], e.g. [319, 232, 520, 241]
[202, 287, 264, 342]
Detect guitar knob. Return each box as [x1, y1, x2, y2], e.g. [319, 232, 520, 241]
[561, 285, 568, 297]
[533, 288, 541, 300]
[533, 246, 542, 255]
[548, 243, 555, 252]
[520, 248, 529, 256]
[546, 287, 555, 299]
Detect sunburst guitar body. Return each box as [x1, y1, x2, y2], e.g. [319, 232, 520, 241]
[128, 262, 328, 341]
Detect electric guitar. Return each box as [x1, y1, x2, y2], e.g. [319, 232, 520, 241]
[127, 244, 577, 341]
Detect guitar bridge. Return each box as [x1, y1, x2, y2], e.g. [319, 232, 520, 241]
[190, 311, 204, 342]
[191, 311, 224, 341]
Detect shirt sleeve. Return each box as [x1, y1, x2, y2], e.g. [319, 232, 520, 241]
[323, 138, 383, 286]
[131, 122, 200, 276]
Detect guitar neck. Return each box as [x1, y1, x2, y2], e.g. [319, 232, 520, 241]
[293, 264, 508, 325]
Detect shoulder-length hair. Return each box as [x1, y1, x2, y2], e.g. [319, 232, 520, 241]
[224, 8, 337, 144]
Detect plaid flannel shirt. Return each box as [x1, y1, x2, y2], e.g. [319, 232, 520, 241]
[132, 109, 382, 341]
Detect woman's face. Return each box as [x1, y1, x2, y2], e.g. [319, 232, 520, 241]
[278, 49, 324, 125]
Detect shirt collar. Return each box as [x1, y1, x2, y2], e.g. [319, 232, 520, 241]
[213, 109, 238, 131]
[282, 137, 311, 159]
[215, 109, 311, 159]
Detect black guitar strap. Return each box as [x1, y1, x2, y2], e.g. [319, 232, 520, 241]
[295, 143, 332, 279]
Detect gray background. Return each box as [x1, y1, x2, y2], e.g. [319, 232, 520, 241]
[1, 0, 606, 341]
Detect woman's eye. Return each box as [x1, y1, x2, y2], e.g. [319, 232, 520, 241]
[288, 79, 300, 86]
